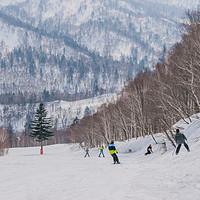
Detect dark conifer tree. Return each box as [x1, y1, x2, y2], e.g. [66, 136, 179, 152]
[29, 103, 54, 154]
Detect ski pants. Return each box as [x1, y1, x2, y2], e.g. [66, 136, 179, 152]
[84, 152, 90, 157]
[111, 153, 119, 164]
[145, 151, 151, 155]
[176, 142, 190, 155]
[99, 152, 105, 157]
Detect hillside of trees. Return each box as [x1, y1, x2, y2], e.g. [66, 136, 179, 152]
[66, 9, 200, 147]
[0, 0, 187, 104]
[0, 45, 133, 104]
[2, 8, 200, 151]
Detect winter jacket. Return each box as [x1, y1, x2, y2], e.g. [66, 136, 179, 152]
[175, 132, 187, 144]
[147, 146, 152, 152]
[100, 146, 104, 153]
[85, 147, 89, 153]
[108, 143, 118, 155]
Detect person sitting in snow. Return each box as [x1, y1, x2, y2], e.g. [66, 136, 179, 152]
[174, 129, 190, 155]
[145, 144, 153, 155]
[108, 140, 120, 164]
[84, 147, 90, 157]
[98, 146, 105, 157]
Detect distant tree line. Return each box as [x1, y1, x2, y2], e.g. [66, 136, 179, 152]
[0, 44, 135, 104]
[0, 90, 96, 105]
[2, 124, 68, 149]
[66, 9, 200, 147]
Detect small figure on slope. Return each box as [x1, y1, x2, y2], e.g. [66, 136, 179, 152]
[84, 147, 90, 157]
[108, 140, 120, 164]
[174, 129, 190, 155]
[98, 146, 105, 157]
[145, 144, 153, 155]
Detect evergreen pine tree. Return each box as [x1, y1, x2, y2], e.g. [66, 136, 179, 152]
[84, 106, 91, 116]
[29, 103, 54, 154]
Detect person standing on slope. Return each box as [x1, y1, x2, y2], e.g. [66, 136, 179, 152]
[174, 129, 190, 155]
[145, 144, 153, 155]
[84, 147, 90, 157]
[98, 146, 105, 157]
[108, 140, 120, 164]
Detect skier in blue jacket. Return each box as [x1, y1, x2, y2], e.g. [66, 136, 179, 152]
[84, 147, 90, 157]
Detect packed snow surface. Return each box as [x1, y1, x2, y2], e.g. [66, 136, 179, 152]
[0, 117, 200, 200]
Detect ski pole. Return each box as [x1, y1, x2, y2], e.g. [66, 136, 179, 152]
[172, 147, 176, 155]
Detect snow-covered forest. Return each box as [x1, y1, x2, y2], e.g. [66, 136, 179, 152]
[0, 4, 200, 149]
[0, 0, 198, 99]
[67, 9, 200, 148]
[0, 0, 198, 135]
[1, 0, 198, 134]
[0, 2, 200, 199]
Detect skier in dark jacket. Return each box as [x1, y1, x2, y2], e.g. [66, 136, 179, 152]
[109, 140, 120, 164]
[84, 147, 90, 157]
[174, 129, 190, 155]
[145, 144, 153, 155]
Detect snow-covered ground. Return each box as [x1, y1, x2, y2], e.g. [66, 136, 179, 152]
[0, 116, 200, 200]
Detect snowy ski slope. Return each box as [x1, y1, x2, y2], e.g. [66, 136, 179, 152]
[0, 115, 200, 200]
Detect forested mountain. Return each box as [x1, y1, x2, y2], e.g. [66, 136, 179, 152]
[67, 9, 200, 147]
[0, 0, 199, 132]
[0, 0, 198, 102]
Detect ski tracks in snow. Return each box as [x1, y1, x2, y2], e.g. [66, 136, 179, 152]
[1, 144, 200, 200]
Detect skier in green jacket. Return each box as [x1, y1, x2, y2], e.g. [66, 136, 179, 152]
[98, 146, 105, 157]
